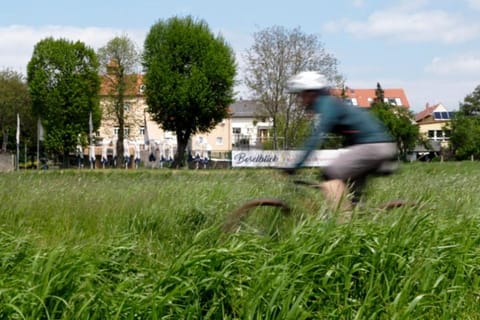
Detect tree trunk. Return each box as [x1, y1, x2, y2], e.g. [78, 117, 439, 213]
[117, 112, 125, 168]
[272, 115, 278, 150]
[62, 150, 69, 168]
[174, 130, 190, 168]
[2, 129, 8, 152]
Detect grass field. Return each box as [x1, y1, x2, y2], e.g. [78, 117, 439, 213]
[0, 162, 479, 319]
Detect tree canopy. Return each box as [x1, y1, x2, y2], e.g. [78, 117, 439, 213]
[458, 85, 480, 116]
[27, 38, 101, 166]
[0, 69, 32, 152]
[449, 85, 480, 160]
[370, 83, 419, 159]
[143, 16, 236, 167]
[97, 35, 140, 167]
[244, 25, 344, 149]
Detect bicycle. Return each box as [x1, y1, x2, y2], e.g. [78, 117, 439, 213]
[222, 170, 416, 234]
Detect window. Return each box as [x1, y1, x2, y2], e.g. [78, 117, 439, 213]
[386, 98, 397, 105]
[114, 126, 129, 137]
[444, 130, 451, 138]
[139, 84, 145, 94]
[124, 103, 131, 112]
[428, 130, 435, 138]
[350, 98, 358, 106]
[433, 112, 455, 120]
[216, 137, 223, 145]
[436, 130, 443, 139]
[198, 136, 204, 144]
[140, 126, 145, 136]
[233, 127, 241, 134]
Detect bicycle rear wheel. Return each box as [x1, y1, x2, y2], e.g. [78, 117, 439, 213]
[222, 198, 291, 234]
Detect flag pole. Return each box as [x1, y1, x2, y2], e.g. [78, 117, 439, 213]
[89, 112, 94, 169]
[16, 113, 20, 171]
[37, 118, 40, 170]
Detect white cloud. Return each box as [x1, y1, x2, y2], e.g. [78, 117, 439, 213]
[325, 5, 480, 44]
[425, 54, 480, 75]
[0, 25, 146, 74]
[351, 0, 364, 8]
[468, 0, 480, 10]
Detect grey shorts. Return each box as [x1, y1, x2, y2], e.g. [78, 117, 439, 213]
[323, 142, 397, 181]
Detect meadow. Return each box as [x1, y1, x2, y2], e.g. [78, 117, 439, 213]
[0, 162, 479, 319]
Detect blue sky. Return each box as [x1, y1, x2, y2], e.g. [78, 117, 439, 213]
[1, 0, 480, 112]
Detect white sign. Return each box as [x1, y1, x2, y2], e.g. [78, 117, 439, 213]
[232, 150, 346, 168]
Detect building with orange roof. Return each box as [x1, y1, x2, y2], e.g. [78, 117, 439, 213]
[330, 87, 410, 108]
[415, 103, 454, 144]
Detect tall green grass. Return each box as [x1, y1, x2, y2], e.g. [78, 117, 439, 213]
[0, 163, 479, 319]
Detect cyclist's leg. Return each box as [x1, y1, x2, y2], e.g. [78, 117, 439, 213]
[319, 178, 351, 212]
[350, 175, 367, 206]
[321, 143, 396, 212]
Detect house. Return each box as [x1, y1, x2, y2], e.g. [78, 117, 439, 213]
[189, 117, 232, 159]
[412, 103, 455, 161]
[228, 99, 273, 149]
[415, 103, 454, 144]
[331, 88, 411, 108]
[97, 74, 176, 163]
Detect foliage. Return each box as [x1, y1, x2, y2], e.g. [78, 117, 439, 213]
[143, 16, 236, 167]
[458, 84, 480, 116]
[262, 112, 344, 150]
[0, 69, 33, 152]
[449, 114, 480, 159]
[97, 35, 140, 167]
[244, 25, 344, 149]
[373, 82, 385, 105]
[370, 83, 419, 159]
[261, 109, 311, 150]
[449, 85, 480, 159]
[27, 38, 101, 166]
[0, 163, 480, 318]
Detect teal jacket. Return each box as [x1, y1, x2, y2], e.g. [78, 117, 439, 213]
[295, 95, 394, 168]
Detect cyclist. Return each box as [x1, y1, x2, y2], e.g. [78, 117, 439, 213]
[284, 71, 398, 217]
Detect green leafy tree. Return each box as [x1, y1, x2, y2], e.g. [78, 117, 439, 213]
[0, 69, 33, 152]
[458, 85, 480, 116]
[244, 25, 344, 149]
[27, 38, 101, 167]
[450, 85, 480, 160]
[98, 36, 140, 167]
[143, 16, 236, 167]
[370, 83, 419, 159]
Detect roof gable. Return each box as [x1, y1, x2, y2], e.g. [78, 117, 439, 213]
[229, 100, 265, 118]
[100, 74, 145, 96]
[415, 103, 448, 122]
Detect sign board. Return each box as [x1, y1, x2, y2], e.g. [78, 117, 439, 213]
[232, 150, 346, 168]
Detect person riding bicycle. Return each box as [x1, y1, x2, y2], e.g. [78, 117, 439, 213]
[285, 71, 398, 215]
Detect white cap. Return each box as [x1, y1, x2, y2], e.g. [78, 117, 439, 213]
[287, 71, 328, 93]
